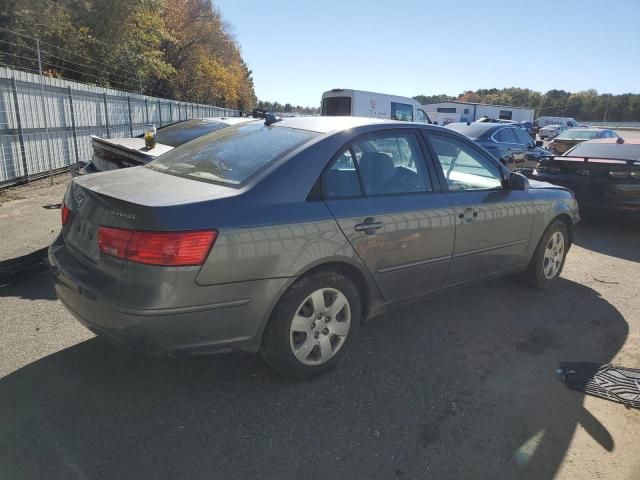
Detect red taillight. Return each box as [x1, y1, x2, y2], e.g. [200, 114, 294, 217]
[61, 204, 71, 225]
[98, 227, 217, 266]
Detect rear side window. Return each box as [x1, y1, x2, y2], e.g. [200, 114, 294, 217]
[149, 123, 317, 187]
[391, 102, 414, 122]
[496, 128, 517, 143]
[322, 97, 352, 116]
[324, 132, 431, 198]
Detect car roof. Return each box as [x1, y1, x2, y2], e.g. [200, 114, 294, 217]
[272, 116, 397, 133]
[446, 122, 506, 134]
[584, 137, 639, 144]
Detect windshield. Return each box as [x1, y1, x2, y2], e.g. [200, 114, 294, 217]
[148, 122, 318, 186]
[556, 129, 599, 140]
[152, 119, 230, 147]
[566, 142, 640, 161]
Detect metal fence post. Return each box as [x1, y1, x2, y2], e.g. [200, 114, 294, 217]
[158, 99, 162, 126]
[102, 92, 111, 138]
[67, 86, 79, 165]
[36, 38, 55, 185]
[10, 77, 29, 181]
[127, 96, 134, 136]
[145, 98, 149, 124]
[169, 102, 173, 122]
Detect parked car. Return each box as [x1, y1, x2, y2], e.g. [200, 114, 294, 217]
[75, 117, 252, 175]
[539, 124, 564, 140]
[526, 138, 640, 213]
[445, 122, 550, 169]
[548, 128, 619, 155]
[321, 88, 431, 123]
[50, 117, 579, 379]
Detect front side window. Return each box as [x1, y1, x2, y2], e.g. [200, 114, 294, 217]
[324, 133, 431, 198]
[514, 127, 534, 146]
[391, 102, 414, 122]
[496, 128, 517, 144]
[149, 123, 317, 187]
[416, 109, 429, 123]
[429, 135, 503, 191]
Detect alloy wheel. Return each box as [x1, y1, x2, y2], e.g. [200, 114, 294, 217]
[543, 231, 565, 279]
[289, 288, 351, 365]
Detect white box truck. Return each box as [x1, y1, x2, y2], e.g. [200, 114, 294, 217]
[535, 117, 580, 129]
[321, 89, 431, 123]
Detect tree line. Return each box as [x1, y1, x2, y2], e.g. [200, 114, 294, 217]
[0, 0, 257, 110]
[255, 100, 319, 115]
[414, 88, 640, 121]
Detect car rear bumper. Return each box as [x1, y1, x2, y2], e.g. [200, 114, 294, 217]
[48, 235, 290, 355]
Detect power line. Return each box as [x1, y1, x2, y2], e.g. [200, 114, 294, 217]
[0, 25, 143, 79]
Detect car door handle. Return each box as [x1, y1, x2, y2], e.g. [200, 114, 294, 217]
[458, 208, 478, 222]
[354, 217, 383, 234]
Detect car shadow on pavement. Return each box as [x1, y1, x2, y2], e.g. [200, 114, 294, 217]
[573, 216, 640, 263]
[0, 271, 57, 301]
[0, 277, 628, 480]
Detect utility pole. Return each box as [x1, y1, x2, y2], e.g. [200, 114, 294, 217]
[36, 38, 54, 186]
[603, 95, 609, 123]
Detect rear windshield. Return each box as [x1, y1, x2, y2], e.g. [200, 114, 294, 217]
[566, 142, 640, 161]
[322, 97, 351, 116]
[444, 124, 493, 140]
[153, 119, 229, 147]
[556, 129, 599, 140]
[148, 123, 318, 187]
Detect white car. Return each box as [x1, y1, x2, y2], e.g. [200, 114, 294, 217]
[539, 124, 564, 140]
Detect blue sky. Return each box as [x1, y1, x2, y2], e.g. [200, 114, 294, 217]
[216, 0, 640, 107]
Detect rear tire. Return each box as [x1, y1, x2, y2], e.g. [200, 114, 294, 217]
[260, 269, 361, 381]
[520, 219, 569, 289]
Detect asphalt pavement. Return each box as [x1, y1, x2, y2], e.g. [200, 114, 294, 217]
[1, 218, 639, 480]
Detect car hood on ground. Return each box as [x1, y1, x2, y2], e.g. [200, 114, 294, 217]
[92, 136, 174, 159]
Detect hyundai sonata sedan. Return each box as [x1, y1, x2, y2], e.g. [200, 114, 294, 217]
[49, 116, 579, 379]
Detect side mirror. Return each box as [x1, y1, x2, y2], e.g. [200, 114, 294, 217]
[508, 172, 529, 191]
[535, 140, 544, 147]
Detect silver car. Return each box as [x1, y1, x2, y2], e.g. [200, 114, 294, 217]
[49, 117, 580, 379]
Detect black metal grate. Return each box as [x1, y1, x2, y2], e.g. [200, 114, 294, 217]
[559, 362, 640, 409]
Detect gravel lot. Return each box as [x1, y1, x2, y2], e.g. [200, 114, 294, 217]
[1, 216, 639, 480]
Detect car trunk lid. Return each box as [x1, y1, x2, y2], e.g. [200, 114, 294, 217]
[63, 166, 239, 265]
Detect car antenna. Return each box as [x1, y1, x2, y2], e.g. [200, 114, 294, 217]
[265, 112, 283, 126]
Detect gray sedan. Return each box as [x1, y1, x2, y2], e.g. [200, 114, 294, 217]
[49, 117, 580, 379]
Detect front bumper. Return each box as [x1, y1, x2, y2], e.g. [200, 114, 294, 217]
[48, 236, 290, 355]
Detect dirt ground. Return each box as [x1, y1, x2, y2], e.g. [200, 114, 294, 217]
[0, 215, 639, 480]
[0, 174, 71, 261]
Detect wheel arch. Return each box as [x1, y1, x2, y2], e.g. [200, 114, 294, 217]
[256, 257, 378, 350]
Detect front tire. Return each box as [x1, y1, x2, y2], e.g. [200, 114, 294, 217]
[261, 269, 362, 380]
[520, 219, 569, 289]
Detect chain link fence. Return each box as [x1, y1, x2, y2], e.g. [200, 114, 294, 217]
[0, 66, 240, 188]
